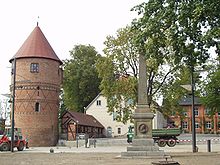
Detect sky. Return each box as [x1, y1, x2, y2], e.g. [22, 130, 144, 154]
[0, 0, 143, 95]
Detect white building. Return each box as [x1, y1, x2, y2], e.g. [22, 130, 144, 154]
[152, 110, 167, 129]
[85, 93, 167, 138]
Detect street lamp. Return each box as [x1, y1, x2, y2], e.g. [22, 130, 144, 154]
[10, 58, 16, 152]
[180, 70, 196, 152]
[191, 65, 196, 153]
[76, 120, 79, 148]
[181, 82, 196, 152]
[182, 65, 206, 153]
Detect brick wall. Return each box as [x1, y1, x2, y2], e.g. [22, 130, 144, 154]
[170, 105, 220, 134]
[13, 58, 62, 146]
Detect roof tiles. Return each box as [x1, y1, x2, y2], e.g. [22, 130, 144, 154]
[65, 111, 104, 128]
[10, 25, 62, 64]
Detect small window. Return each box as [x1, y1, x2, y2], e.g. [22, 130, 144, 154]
[30, 63, 39, 73]
[96, 100, 101, 106]
[206, 121, 211, 129]
[35, 102, 40, 112]
[113, 112, 117, 121]
[107, 126, 112, 137]
[182, 121, 188, 129]
[205, 108, 210, 115]
[194, 107, 199, 116]
[195, 122, 199, 129]
[218, 122, 220, 129]
[117, 128, 121, 134]
[218, 112, 220, 116]
[183, 111, 187, 116]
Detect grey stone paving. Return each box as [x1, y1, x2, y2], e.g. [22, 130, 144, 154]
[8, 143, 219, 154]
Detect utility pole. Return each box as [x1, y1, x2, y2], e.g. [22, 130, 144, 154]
[11, 58, 16, 152]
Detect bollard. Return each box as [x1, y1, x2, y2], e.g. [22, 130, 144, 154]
[94, 139, 96, 148]
[207, 139, 211, 152]
[195, 146, 199, 152]
[50, 148, 54, 153]
[85, 137, 88, 148]
[85, 134, 89, 148]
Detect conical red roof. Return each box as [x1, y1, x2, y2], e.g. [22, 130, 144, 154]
[10, 25, 62, 64]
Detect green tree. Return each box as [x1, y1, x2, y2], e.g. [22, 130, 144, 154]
[131, 0, 220, 70]
[131, 0, 220, 117]
[63, 45, 101, 112]
[97, 26, 178, 123]
[96, 27, 138, 123]
[202, 66, 220, 113]
[162, 66, 191, 117]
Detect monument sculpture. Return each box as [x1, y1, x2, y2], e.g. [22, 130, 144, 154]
[121, 52, 164, 158]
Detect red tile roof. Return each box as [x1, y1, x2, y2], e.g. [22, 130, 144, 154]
[10, 25, 62, 64]
[64, 111, 104, 128]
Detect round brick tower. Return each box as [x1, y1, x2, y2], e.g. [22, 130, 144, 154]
[9, 25, 62, 146]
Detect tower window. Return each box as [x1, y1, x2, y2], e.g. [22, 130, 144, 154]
[35, 102, 40, 112]
[37, 86, 40, 96]
[30, 63, 39, 73]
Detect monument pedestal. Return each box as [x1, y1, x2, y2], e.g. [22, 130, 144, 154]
[121, 105, 165, 158]
[121, 139, 165, 158]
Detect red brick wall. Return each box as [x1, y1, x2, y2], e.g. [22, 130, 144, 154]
[13, 58, 62, 146]
[170, 105, 220, 134]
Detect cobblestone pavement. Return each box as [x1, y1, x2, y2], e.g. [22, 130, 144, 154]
[0, 152, 220, 165]
[19, 143, 220, 153]
[0, 144, 220, 165]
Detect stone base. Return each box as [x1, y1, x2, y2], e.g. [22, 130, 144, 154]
[121, 138, 165, 159]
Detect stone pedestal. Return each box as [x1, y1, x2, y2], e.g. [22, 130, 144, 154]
[121, 105, 165, 158]
[121, 139, 164, 158]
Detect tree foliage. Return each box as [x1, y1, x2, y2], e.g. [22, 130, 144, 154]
[96, 26, 178, 122]
[162, 66, 191, 117]
[131, 0, 220, 115]
[132, 0, 220, 67]
[63, 45, 101, 112]
[202, 65, 220, 113]
[96, 27, 138, 123]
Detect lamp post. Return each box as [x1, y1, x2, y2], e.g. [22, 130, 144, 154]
[11, 58, 16, 152]
[76, 120, 79, 148]
[182, 65, 206, 153]
[191, 65, 197, 153]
